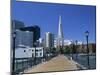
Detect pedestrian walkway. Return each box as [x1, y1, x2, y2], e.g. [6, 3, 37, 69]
[24, 55, 79, 73]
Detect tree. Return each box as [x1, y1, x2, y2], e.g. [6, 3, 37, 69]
[51, 47, 56, 54]
[70, 43, 77, 54]
[63, 45, 71, 54]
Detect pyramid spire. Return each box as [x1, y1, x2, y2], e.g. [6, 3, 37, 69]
[58, 15, 63, 38]
[57, 15, 64, 47]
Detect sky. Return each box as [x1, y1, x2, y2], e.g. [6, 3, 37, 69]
[11, 1, 96, 43]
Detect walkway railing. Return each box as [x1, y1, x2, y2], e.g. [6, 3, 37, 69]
[15, 57, 42, 74]
[65, 53, 96, 70]
[14, 54, 58, 74]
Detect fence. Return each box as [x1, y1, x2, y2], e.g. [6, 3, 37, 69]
[14, 54, 58, 74]
[15, 57, 42, 74]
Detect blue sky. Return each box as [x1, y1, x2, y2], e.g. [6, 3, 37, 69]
[11, 1, 96, 43]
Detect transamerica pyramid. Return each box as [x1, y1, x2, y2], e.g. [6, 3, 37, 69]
[57, 15, 64, 48]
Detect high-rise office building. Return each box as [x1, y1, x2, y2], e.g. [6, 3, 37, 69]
[20, 26, 40, 47]
[45, 32, 54, 48]
[12, 20, 24, 31]
[12, 20, 41, 47]
[12, 20, 25, 48]
[33, 26, 40, 43]
[38, 38, 44, 47]
[57, 15, 64, 48]
[15, 30, 33, 48]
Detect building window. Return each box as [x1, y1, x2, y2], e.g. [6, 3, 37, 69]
[32, 50, 33, 52]
[36, 49, 38, 52]
[38, 49, 41, 51]
[36, 53, 38, 57]
[32, 53, 34, 57]
[24, 50, 26, 52]
[40, 53, 42, 56]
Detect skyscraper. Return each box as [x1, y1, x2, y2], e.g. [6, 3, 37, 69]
[12, 20, 25, 48]
[20, 26, 40, 47]
[15, 30, 33, 48]
[12, 20, 41, 47]
[45, 32, 54, 48]
[33, 26, 40, 43]
[12, 20, 24, 32]
[57, 15, 64, 48]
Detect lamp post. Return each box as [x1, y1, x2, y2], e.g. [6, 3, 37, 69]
[85, 31, 90, 69]
[12, 32, 16, 75]
[75, 40, 78, 60]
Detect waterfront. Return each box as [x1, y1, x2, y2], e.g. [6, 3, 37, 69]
[14, 53, 96, 74]
[66, 53, 96, 69]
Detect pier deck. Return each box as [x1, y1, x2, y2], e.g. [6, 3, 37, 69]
[24, 55, 79, 73]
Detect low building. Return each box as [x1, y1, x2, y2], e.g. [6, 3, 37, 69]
[15, 46, 44, 58]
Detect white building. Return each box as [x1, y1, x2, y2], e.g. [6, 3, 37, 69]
[38, 38, 44, 47]
[54, 39, 83, 47]
[15, 46, 44, 58]
[45, 32, 54, 48]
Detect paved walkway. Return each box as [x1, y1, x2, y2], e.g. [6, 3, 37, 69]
[24, 55, 79, 73]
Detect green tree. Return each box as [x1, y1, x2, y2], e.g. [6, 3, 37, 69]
[63, 46, 71, 54]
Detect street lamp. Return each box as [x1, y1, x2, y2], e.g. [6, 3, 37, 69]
[75, 40, 78, 60]
[34, 42, 37, 65]
[12, 32, 16, 75]
[85, 31, 90, 69]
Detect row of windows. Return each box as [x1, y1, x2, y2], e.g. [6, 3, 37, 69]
[24, 49, 42, 52]
[24, 50, 43, 57]
[32, 52, 42, 57]
[35, 53, 42, 56]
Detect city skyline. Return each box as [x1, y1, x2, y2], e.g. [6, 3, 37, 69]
[12, 1, 96, 43]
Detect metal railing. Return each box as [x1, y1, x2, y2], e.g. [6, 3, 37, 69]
[14, 53, 58, 74]
[15, 57, 42, 74]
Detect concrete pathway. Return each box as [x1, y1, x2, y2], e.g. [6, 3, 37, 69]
[24, 55, 79, 73]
